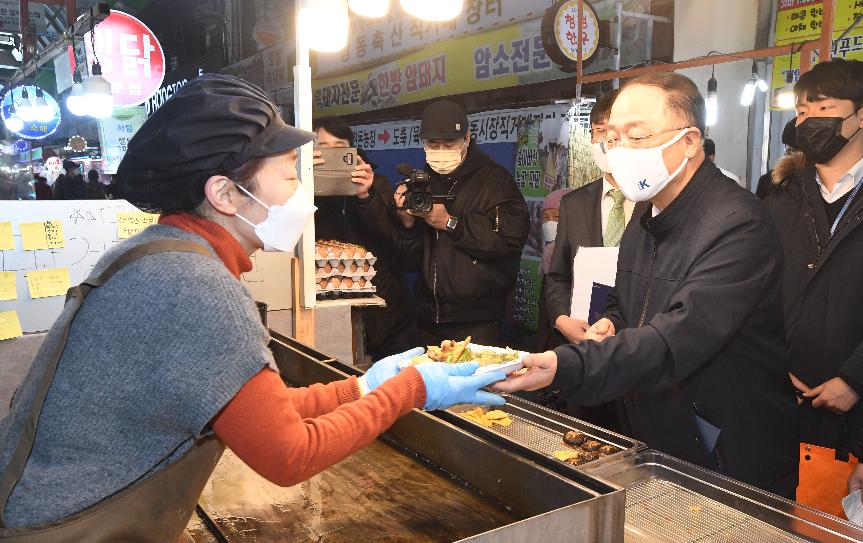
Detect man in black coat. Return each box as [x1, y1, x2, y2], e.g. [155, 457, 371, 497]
[495, 73, 799, 497]
[764, 59, 863, 514]
[52, 160, 86, 200]
[359, 100, 530, 346]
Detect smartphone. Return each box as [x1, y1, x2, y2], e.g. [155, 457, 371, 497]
[314, 147, 359, 197]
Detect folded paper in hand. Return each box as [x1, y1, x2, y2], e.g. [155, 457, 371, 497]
[569, 247, 619, 324]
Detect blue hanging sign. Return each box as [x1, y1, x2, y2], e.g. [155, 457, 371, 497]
[1, 85, 62, 140]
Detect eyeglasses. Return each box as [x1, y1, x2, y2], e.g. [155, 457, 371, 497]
[588, 127, 607, 143]
[605, 126, 692, 149]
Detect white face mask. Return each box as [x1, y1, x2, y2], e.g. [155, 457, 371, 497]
[606, 129, 690, 202]
[591, 141, 610, 174]
[425, 143, 466, 174]
[542, 220, 558, 245]
[235, 182, 317, 252]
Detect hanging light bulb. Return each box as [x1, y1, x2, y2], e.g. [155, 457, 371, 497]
[755, 77, 769, 93]
[349, 0, 389, 18]
[66, 70, 88, 117]
[775, 50, 796, 110]
[400, 0, 463, 21]
[4, 99, 23, 132]
[32, 88, 55, 123]
[16, 88, 37, 122]
[83, 62, 114, 118]
[740, 75, 757, 107]
[299, 0, 349, 52]
[705, 69, 718, 127]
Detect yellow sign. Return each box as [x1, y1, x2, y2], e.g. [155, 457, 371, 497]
[26, 268, 71, 299]
[771, 0, 863, 108]
[313, 18, 563, 116]
[117, 212, 159, 239]
[19, 220, 65, 250]
[0, 272, 16, 301]
[0, 221, 13, 250]
[0, 310, 23, 341]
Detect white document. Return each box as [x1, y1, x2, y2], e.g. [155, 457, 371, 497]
[569, 246, 619, 323]
[843, 490, 863, 526]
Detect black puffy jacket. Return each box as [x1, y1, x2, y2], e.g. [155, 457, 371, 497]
[765, 161, 863, 457]
[551, 160, 799, 496]
[357, 142, 529, 324]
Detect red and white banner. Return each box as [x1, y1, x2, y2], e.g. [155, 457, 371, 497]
[85, 10, 166, 107]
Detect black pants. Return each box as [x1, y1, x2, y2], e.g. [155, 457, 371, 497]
[417, 319, 501, 348]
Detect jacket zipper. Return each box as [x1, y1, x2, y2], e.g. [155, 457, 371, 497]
[433, 230, 440, 323]
[637, 241, 658, 328]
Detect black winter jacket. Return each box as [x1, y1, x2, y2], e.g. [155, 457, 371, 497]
[358, 142, 529, 324]
[765, 162, 863, 457]
[551, 161, 799, 496]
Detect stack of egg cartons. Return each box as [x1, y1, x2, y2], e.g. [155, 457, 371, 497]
[315, 240, 377, 300]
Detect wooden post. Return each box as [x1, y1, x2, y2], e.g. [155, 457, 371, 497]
[291, 256, 315, 346]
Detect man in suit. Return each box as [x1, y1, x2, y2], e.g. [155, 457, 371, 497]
[544, 90, 642, 346]
[541, 90, 643, 428]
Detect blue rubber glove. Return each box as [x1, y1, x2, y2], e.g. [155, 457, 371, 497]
[415, 362, 507, 411]
[358, 347, 425, 394]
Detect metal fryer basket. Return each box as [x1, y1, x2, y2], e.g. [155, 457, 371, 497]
[623, 477, 807, 542]
[440, 395, 643, 475]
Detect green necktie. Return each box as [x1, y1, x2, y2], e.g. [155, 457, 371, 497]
[604, 189, 626, 247]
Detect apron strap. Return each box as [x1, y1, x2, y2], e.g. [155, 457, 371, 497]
[0, 240, 212, 528]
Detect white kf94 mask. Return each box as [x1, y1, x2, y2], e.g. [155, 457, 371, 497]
[606, 129, 691, 202]
[235, 182, 317, 252]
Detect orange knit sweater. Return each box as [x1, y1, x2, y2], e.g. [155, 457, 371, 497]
[159, 213, 426, 485]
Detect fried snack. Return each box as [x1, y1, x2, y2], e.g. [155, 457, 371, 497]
[553, 450, 580, 462]
[449, 336, 471, 363]
[563, 430, 586, 447]
[581, 440, 602, 452]
[458, 407, 512, 427]
[598, 444, 618, 455]
[566, 451, 599, 465]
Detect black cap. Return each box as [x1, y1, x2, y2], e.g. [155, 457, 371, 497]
[117, 74, 314, 212]
[419, 100, 468, 140]
[781, 118, 798, 148]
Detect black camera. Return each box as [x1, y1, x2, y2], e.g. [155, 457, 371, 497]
[397, 163, 453, 214]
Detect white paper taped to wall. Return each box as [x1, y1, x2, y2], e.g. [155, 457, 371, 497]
[0, 201, 293, 334]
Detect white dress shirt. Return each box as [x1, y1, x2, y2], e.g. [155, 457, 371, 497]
[816, 155, 863, 203]
[601, 176, 636, 240]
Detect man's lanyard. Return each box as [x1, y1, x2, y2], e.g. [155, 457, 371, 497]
[830, 176, 863, 236]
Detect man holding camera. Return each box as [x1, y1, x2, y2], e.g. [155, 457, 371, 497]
[360, 100, 529, 346]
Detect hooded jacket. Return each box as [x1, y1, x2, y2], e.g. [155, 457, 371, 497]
[357, 141, 529, 324]
[550, 160, 799, 496]
[765, 157, 863, 457]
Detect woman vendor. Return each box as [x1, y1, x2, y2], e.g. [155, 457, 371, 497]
[0, 75, 506, 542]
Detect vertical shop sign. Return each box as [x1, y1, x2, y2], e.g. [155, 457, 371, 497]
[98, 106, 147, 174]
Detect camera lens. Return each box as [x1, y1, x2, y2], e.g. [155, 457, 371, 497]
[408, 192, 433, 214]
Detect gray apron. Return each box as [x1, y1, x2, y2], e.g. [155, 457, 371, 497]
[0, 240, 226, 543]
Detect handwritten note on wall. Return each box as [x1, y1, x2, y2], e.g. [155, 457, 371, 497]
[117, 212, 158, 239]
[19, 220, 65, 250]
[0, 221, 13, 250]
[0, 310, 23, 341]
[0, 272, 16, 301]
[26, 268, 72, 299]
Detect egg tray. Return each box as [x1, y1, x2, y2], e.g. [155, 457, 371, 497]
[315, 288, 377, 301]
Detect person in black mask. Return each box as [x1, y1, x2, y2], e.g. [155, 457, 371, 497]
[765, 58, 863, 517]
